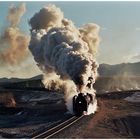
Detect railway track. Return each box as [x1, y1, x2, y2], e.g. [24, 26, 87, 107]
[32, 115, 84, 139]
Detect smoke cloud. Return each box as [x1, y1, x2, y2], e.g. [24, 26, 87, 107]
[0, 3, 29, 65]
[29, 4, 64, 31]
[29, 4, 100, 113]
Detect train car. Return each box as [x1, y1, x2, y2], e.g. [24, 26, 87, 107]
[73, 92, 94, 116]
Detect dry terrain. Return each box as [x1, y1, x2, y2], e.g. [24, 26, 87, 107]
[0, 88, 139, 138]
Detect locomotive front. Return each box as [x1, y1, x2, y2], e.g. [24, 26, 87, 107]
[73, 92, 96, 116]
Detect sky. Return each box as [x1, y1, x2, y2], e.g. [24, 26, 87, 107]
[1, 1, 140, 78]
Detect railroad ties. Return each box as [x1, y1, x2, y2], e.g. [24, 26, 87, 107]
[32, 115, 84, 139]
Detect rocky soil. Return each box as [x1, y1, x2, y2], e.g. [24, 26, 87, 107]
[0, 89, 72, 138]
[52, 91, 140, 138]
[0, 88, 140, 138]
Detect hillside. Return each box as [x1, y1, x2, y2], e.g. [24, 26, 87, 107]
[1, 62, 140, 93]
[98, 61, 140, 76]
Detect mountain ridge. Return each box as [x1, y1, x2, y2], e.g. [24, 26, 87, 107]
[98, 61, 140, 76]
[1, 61, 140, 83]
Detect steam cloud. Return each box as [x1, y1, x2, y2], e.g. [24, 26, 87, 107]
[29, 4, 100, 113]
[0, 3, 29, 65]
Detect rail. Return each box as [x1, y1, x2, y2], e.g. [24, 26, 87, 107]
[32, 115, 84, 139]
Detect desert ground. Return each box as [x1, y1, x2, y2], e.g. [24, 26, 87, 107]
[0, 77, 140, 138]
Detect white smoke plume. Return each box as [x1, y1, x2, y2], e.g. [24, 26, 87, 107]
[7, 3, 26, 27]
[29, 4, 100, 114]
[0, 3, 30, 65]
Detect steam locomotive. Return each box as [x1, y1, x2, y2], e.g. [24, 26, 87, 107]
[73, 92, 94, 116]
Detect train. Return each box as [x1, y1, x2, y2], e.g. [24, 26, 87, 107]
[73, 92, 94, 116]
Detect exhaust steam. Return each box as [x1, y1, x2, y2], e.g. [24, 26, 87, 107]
[0, 3, 29, 65]
[29, 4, 100, 114]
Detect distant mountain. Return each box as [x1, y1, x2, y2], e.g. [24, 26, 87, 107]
[1, 61, 140, 84]
[28, 74, 43, 81]
[0, 75, 43, 86]
[98, 61, 140, 76]
[0, 78, 23, 84]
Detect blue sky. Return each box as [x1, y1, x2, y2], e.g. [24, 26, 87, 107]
[1, 1, 140, 78]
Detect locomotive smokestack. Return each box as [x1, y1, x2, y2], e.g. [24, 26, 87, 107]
[29, 4, 100, 114]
